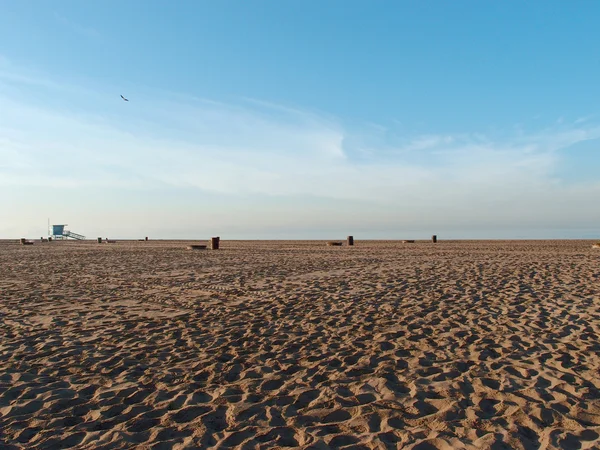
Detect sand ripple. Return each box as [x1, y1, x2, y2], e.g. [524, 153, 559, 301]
[1, 239, 599, 449]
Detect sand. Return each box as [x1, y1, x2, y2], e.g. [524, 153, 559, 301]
[1, 239, 599, 449]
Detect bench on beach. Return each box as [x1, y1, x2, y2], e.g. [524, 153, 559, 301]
[187, 244, 208, 250]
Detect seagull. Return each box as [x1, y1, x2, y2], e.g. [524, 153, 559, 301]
[120, 95, 129, 102]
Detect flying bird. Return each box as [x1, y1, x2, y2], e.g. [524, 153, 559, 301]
[120, 95, 129, 102]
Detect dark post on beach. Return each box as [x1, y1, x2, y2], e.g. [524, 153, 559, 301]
[97, 237, 102, 244]
[211, 237, 220, 250]
[347, 236, 354, 246]
[432, 235, 437, 243]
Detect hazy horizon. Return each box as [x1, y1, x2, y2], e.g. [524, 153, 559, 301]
[7, 226, 600, 241]
[1, 2, 599, 240]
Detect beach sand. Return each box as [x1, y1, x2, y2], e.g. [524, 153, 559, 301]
[1, 239, 599, 449]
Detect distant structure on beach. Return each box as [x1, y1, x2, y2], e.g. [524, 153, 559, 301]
[49, 224, 85, 240]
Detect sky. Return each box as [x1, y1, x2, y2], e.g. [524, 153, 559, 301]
[1, 1, 599, 239]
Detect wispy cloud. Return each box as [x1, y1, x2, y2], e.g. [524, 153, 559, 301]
[574, 115, 593, 124]
[400, 134, 456, 152]
[54, 12, 101, 39]
[1, 62, 599, 238]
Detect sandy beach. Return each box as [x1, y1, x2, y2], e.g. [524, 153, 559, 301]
[1, 239, 599, 449]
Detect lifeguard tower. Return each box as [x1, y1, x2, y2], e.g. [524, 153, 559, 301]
[50, 224, 85, 240]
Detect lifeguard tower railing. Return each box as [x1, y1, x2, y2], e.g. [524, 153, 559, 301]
[51, 224, 85, 240]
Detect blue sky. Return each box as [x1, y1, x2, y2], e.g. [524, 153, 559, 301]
[1, 1, 599, 239]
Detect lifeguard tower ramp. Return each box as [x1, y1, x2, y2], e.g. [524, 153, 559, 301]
[51, 224, 85, 240]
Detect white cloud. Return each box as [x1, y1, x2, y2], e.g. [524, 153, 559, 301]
[1, 62, 599, 238]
